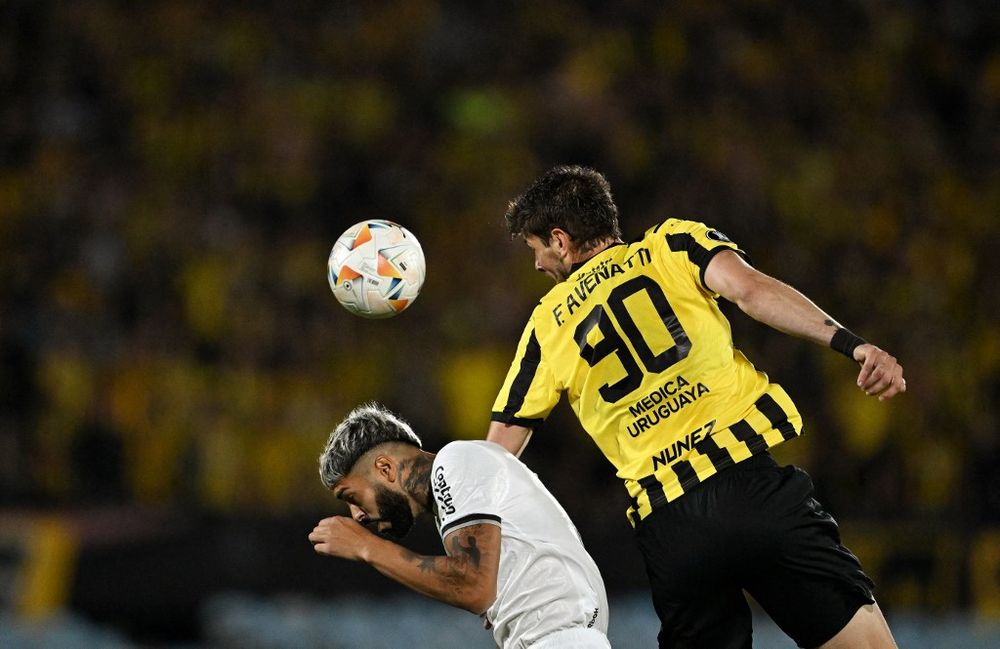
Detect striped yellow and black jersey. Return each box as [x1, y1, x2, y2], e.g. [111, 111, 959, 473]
[492, 218, 803, 526]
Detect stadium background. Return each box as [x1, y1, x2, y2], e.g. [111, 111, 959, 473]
[1, 1, 998, 647]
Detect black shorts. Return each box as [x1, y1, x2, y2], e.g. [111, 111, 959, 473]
[635, 453, 875, 649]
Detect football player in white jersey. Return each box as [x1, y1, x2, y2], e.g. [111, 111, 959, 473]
[310, 402, 611, 649]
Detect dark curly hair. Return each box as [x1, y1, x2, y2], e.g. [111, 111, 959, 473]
[505, 165, 622, 252]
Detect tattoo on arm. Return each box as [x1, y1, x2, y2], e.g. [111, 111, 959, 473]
[391, 525, 496, 609]
[400, 546, 439, 573]
[450, 535, 482, 570]
[398, 525, 492, 593]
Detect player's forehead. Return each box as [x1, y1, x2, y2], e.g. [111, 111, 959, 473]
[332, 472, 365, 498]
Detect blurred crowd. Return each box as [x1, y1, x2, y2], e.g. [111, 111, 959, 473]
[1, 0, 997, 541]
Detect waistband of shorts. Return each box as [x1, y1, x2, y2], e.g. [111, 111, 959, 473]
[635, 451, 778, 527]
[729, 450, 778, 471]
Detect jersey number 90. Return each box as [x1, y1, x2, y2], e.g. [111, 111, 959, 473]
[573, 275, 691, 403]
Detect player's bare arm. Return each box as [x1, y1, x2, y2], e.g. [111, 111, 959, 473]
[705, 249, 905, 401]
[310, 519, 500, 614]
[486, 421, 532, 457]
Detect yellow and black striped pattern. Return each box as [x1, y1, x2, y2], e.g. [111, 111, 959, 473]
[492, 218, 803, 525]
[625, 385, 801, 525]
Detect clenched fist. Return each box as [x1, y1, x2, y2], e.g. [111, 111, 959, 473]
[309, 516, 375, 562]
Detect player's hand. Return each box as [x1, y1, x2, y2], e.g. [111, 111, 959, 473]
[853, 344, 905, 401]
[309, 516, 375, 562]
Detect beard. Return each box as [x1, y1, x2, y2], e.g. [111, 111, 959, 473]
[373, 486, 415, 539]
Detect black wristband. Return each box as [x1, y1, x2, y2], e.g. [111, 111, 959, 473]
[830, 327, 866, 360]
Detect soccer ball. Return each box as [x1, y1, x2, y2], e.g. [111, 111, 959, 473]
[327, 220, 426, 318]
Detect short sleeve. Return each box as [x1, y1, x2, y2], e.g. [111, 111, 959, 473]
[432, 443, 504, 539]
[490, 318, 560, 428]
[660, 219, 751, 294]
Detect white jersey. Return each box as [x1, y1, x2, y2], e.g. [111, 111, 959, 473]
[431, 441, 610, 649]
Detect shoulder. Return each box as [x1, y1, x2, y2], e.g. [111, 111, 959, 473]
[637, 217, 696, 241]
[634, 218, 722, 253]
[651, 218, 745, 263]
[435, 441, 505, 470]
[528, 292, 561, 336]
[432, 443, 509, 502]
[660, 219, 738, 248]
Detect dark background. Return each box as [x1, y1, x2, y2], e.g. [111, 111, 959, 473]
[1, 0, 998, 644]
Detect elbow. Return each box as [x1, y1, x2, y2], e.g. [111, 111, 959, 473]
[461, 583, 497, 615]
[465, 594, 496, 616]
[486, 422, 530, 457]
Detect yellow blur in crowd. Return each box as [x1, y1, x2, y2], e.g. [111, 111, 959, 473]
[0, 3, 998, 620]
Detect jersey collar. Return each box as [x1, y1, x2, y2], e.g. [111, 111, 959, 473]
[569, 242, 625, 275]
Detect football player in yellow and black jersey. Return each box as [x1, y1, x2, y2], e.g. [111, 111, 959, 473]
[487, 166, 904, 649]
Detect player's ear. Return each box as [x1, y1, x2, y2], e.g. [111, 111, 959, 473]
[373, 454, 397, 483]
[549, 228, 572, 254]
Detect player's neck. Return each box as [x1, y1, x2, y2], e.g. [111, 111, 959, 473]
[398, 451, 436, 513]
[567, 237, 621, 272]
